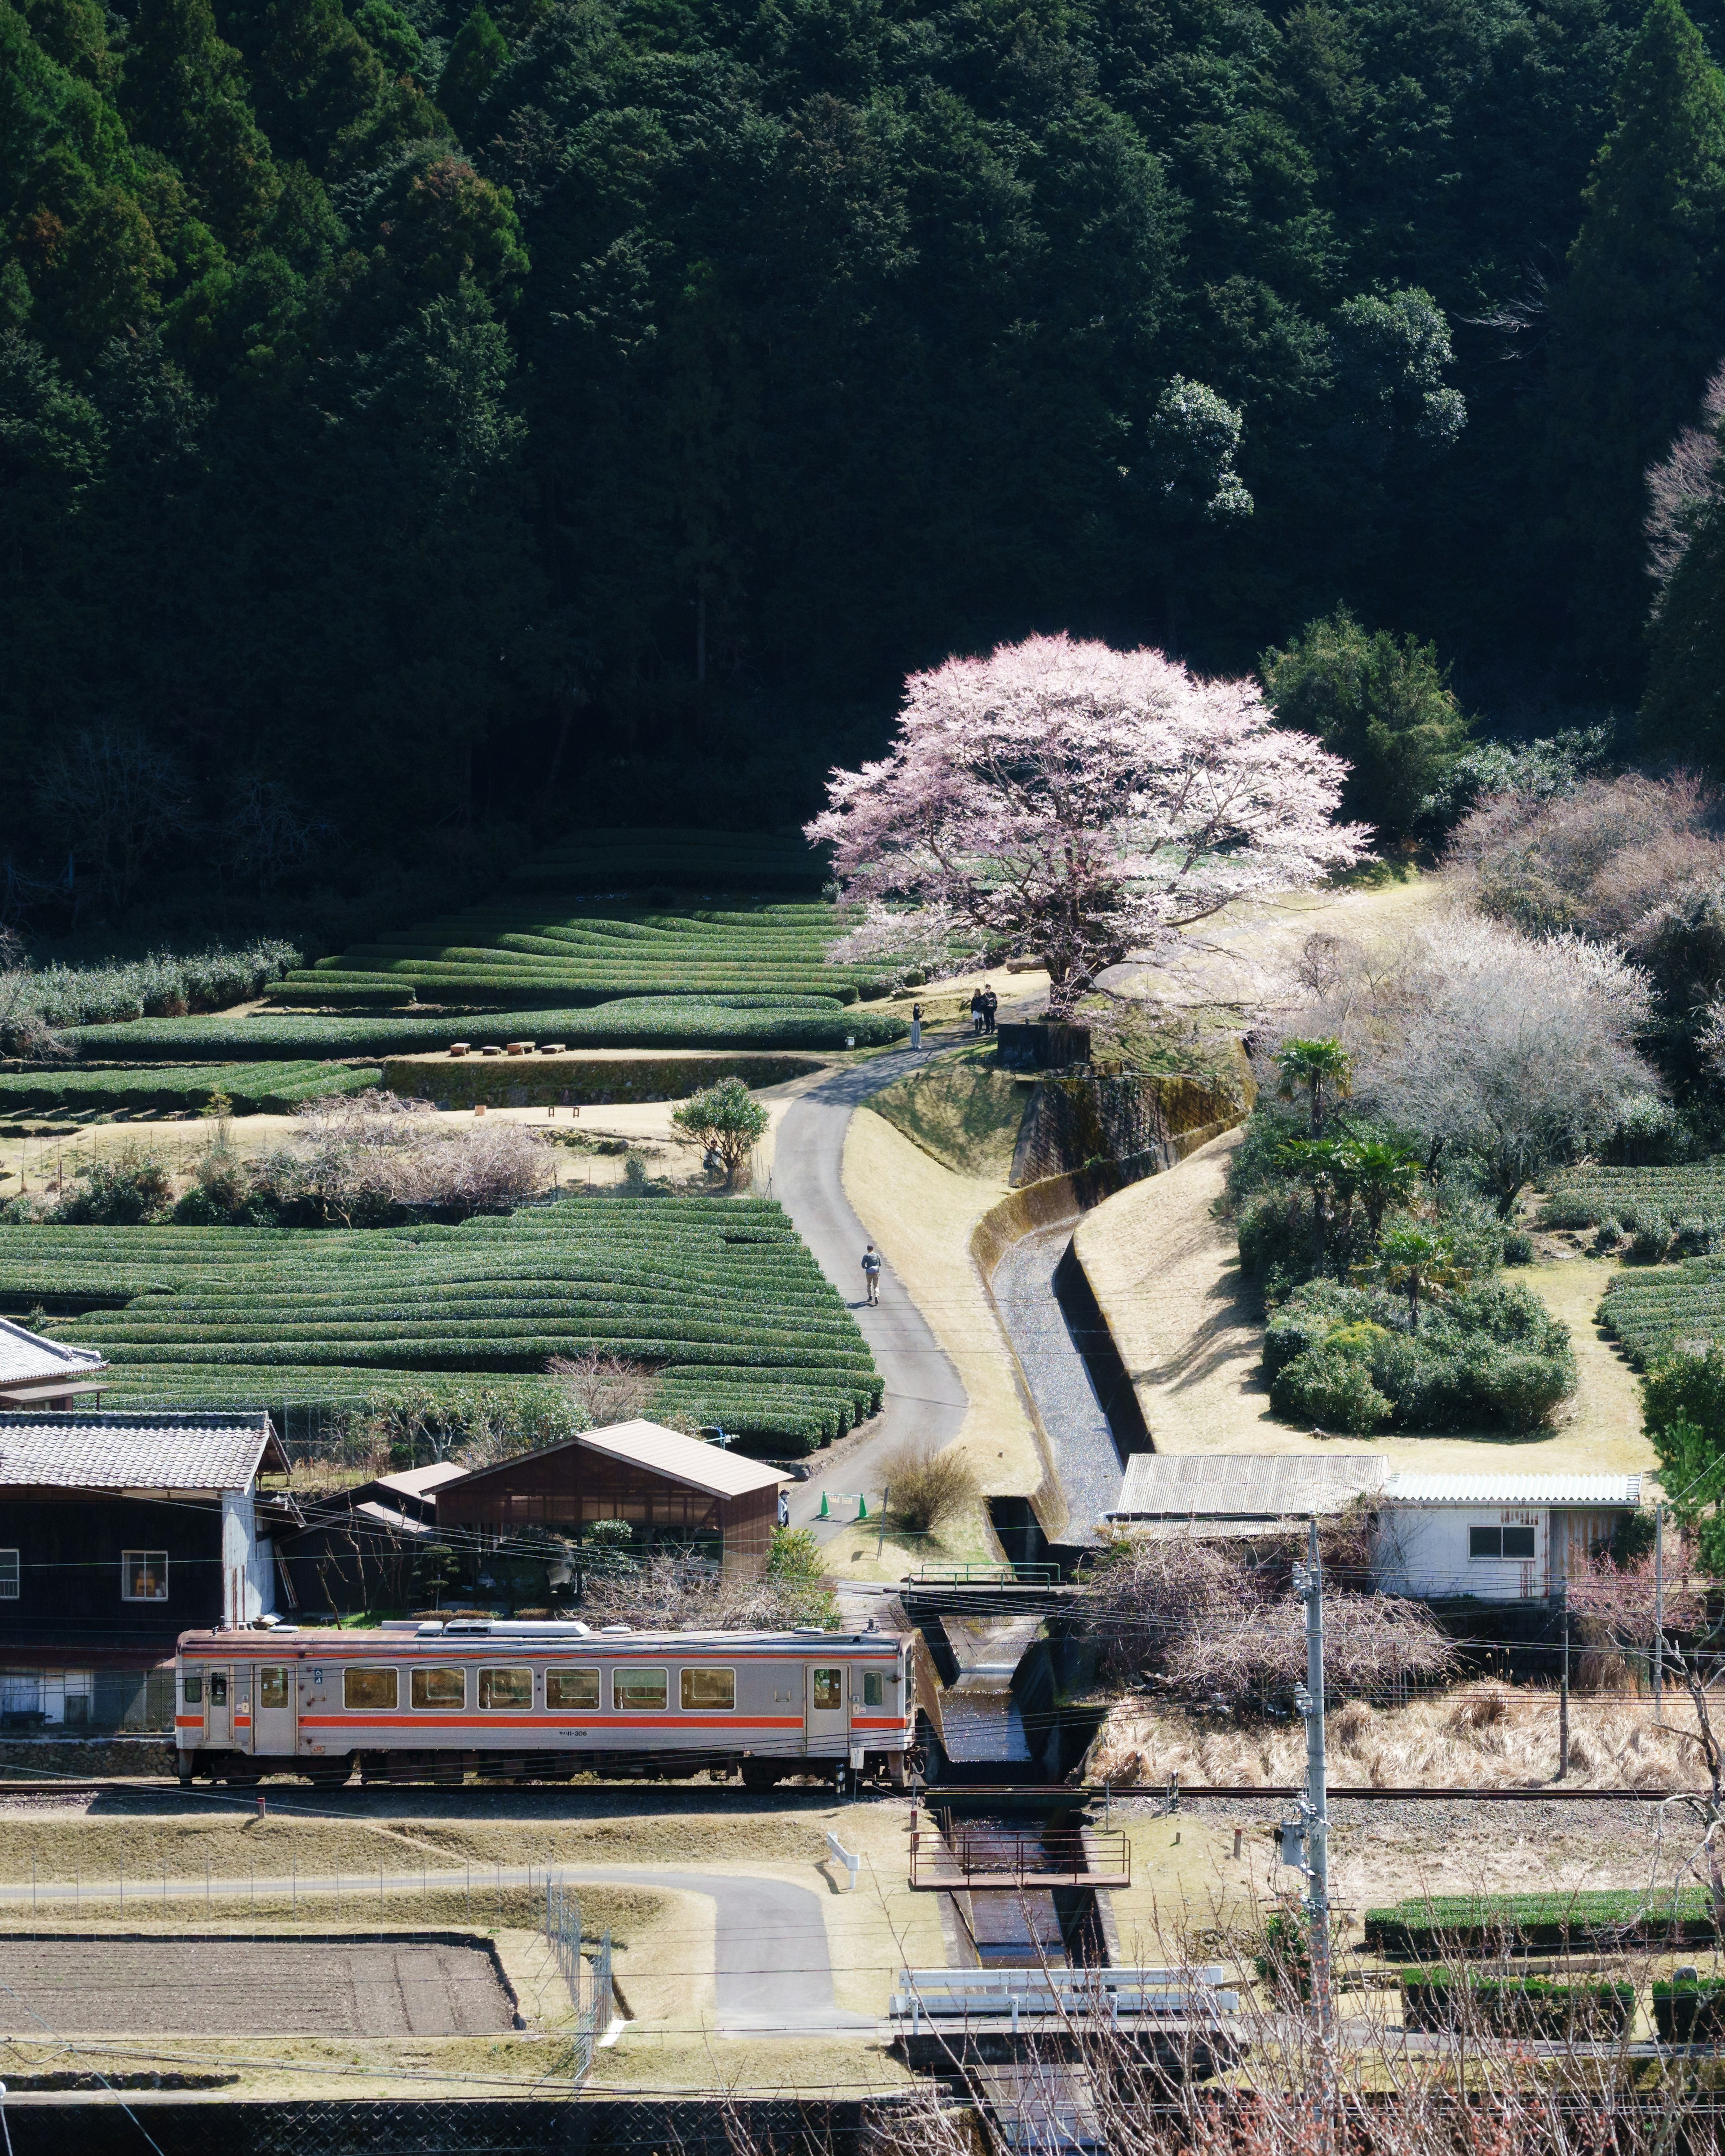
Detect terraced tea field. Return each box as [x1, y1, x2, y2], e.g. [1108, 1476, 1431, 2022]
[268, 903, 891, 1011]
[0, 1060, 379, 1117]
[66, 995, 905, 1063]
[1600, 1257, 1725, 1365]
[1541, 1162, 1725, 1233]
[0, 1195, 879, 1450]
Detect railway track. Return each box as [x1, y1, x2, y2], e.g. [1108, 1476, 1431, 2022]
[0, 1776, 1700, 1801]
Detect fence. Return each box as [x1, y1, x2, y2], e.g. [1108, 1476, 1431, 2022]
[544, 1877, 614, 2084]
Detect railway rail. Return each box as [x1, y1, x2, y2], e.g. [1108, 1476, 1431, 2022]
[0, 1775, 1703, 1800]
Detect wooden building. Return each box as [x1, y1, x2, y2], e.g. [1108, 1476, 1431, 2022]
[275, 1462, 467, 1617]
[435, 1419, 790, 1578]
[0, 1318, 107, 1411]
[0, 1412, 296, 1725]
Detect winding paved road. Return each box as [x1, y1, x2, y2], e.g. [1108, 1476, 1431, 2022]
[771, 1043, 969, 1543]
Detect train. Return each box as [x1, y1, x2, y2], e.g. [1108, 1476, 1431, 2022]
[175, 1616, 918, 1789]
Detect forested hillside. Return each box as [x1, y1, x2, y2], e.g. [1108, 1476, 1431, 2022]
[8, 0, 1725, 919]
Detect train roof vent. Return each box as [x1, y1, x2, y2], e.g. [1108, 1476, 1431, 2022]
[442, 1618, 494, 1633]
[795, 1625, 824, 1635]
[600, 1624, 633, 1634]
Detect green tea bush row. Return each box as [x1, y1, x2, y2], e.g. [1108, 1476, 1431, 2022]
[1540, 1161, 1725, 1257]
[1365, 1886, 1716, 1956]
[8, 1194, 878, 1451]
[0, 1062, 379, 1116]
[1399, 1970, 1636, 2037]
[3, 940, 301, 1035]
[271, 895, 898, 1009]
[1600, 1257, 1725, 1363]
[68, 997, 907, 1061]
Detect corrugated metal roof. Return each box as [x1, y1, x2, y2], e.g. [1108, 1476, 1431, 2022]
[576, 1419, 790, 1497]
[1108, 1452, 1389, 1520]
[0, 1319, 106, 1389]
[1382, 1472, 1642, 1507]
[0, 1411, 281, 1492]
[374, 1463, 468, 1501]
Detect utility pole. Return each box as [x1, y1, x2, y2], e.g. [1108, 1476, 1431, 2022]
[1557, 1581, 1570, 1780]
[1654, 1503, 1665, 1708]
[1292, 1518, 1336, 2081]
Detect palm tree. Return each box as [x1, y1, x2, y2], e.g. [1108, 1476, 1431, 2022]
[1338, 1137, 1422, 1246]
[1275, 1037, 1352, 1135]
[1375, 1224, 1464, 1332]
[1279, 1136, 1350, 1274]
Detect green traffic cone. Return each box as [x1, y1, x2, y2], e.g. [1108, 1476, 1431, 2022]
[818, 1490, 830, 1518]
[856, 1495, 869, 1520]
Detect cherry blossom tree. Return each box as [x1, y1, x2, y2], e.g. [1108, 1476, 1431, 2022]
[805, 633, 1371, 1015]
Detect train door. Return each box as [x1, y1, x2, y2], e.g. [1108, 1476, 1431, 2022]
[805, 1662, 847, 1753]
[254, 1664, 296, 1755]
[206, 1667, 232, 1747]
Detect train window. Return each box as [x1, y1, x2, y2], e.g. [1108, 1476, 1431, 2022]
[258, 1667, 289, 1710]
[208, 1674, 228, 1705]
[811, 1668, 843, 1710]
[681, 1669, 735, 1710]
[613, 1668, 668, 1712]
[344, 1666, 398, 1711]
[182, 1674, 203, 1706]
[862, 1672, 884, 1708]
[412, 1667, 466, 1710]
[546, 1668, 600, 1710]
[478, 1667, 533, 1710]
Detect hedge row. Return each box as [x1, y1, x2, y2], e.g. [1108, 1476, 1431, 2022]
[0, 1062, 380, 1116]
[1364, 1886, 1716, 1956]
[1541, 1161, 1725, 1233]
[1399, 1970, 1636, 2037]
[1600, 1259, 1725, 1365]
[67, 997, 907, 1062]
[18, 1193, 879, 1450]
[270, 897, 893, 1008]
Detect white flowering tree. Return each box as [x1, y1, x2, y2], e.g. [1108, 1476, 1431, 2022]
[806, 633, 1371, 1014]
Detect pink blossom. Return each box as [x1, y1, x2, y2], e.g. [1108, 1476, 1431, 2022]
[807, 633, 1371, 1011]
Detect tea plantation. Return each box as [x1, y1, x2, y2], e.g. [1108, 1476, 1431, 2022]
[1600, 1257, 1725, 1366]
[268, 905, 892, 1009]
[66, 996, 905, 1063]
[0, 1061, 379, 1116]
[1540, 1162, 1725, 1239]
[0, 1195, 880, 1452]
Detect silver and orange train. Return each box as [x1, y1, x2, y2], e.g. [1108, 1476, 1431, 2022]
[176, 1617, 917, 1789]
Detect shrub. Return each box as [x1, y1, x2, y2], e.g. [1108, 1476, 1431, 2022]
[1270, 1339, 1391, 1432]
[880, 1441, 981, 1532]
[1502, 1228, 1535, 1264]
[54, 1143, 174, 1225]
[672, 1077, 770, 1187]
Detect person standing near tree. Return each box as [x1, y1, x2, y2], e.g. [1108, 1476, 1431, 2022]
[969, 989, 984, 1035]
[861, 1242, 882, 1305]
[910, 1001, 923, 1050]
[982, 986, 998, 1035]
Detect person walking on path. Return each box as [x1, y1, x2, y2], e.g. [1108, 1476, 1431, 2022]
[970, 989, 985, 1035]
[910, 1002, 923, 1050]
[982, 986, 998, 1035]
[861, 1242, 883, 1305]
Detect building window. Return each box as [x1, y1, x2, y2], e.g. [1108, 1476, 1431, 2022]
[0, 1551, 17, 1600]
[258, 1667, 289, 1711]
[343, 1666, 398, 1711]
[613, 1668, 668, 1711]
[1469, 1526, 1536, 1560]
[681, 1668, 735, 1710]
[412, 1667, 466, 1710]
[812, 1668, 843, 1710]
[862, 1671, 884, 1708]
[478, 1667, 533, 1710]
[546, 1668, 600, 1710]
[121, 1552, 168, 1601]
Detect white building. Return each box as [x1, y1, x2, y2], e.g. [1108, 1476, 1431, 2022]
[1103, 1455, 1644, 1604]
[1372, 1471, 1642, 1602]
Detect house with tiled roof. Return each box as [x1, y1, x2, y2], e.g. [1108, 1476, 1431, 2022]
[0, 1410, 298, 1731]
[0, 1317, 107, 1410]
